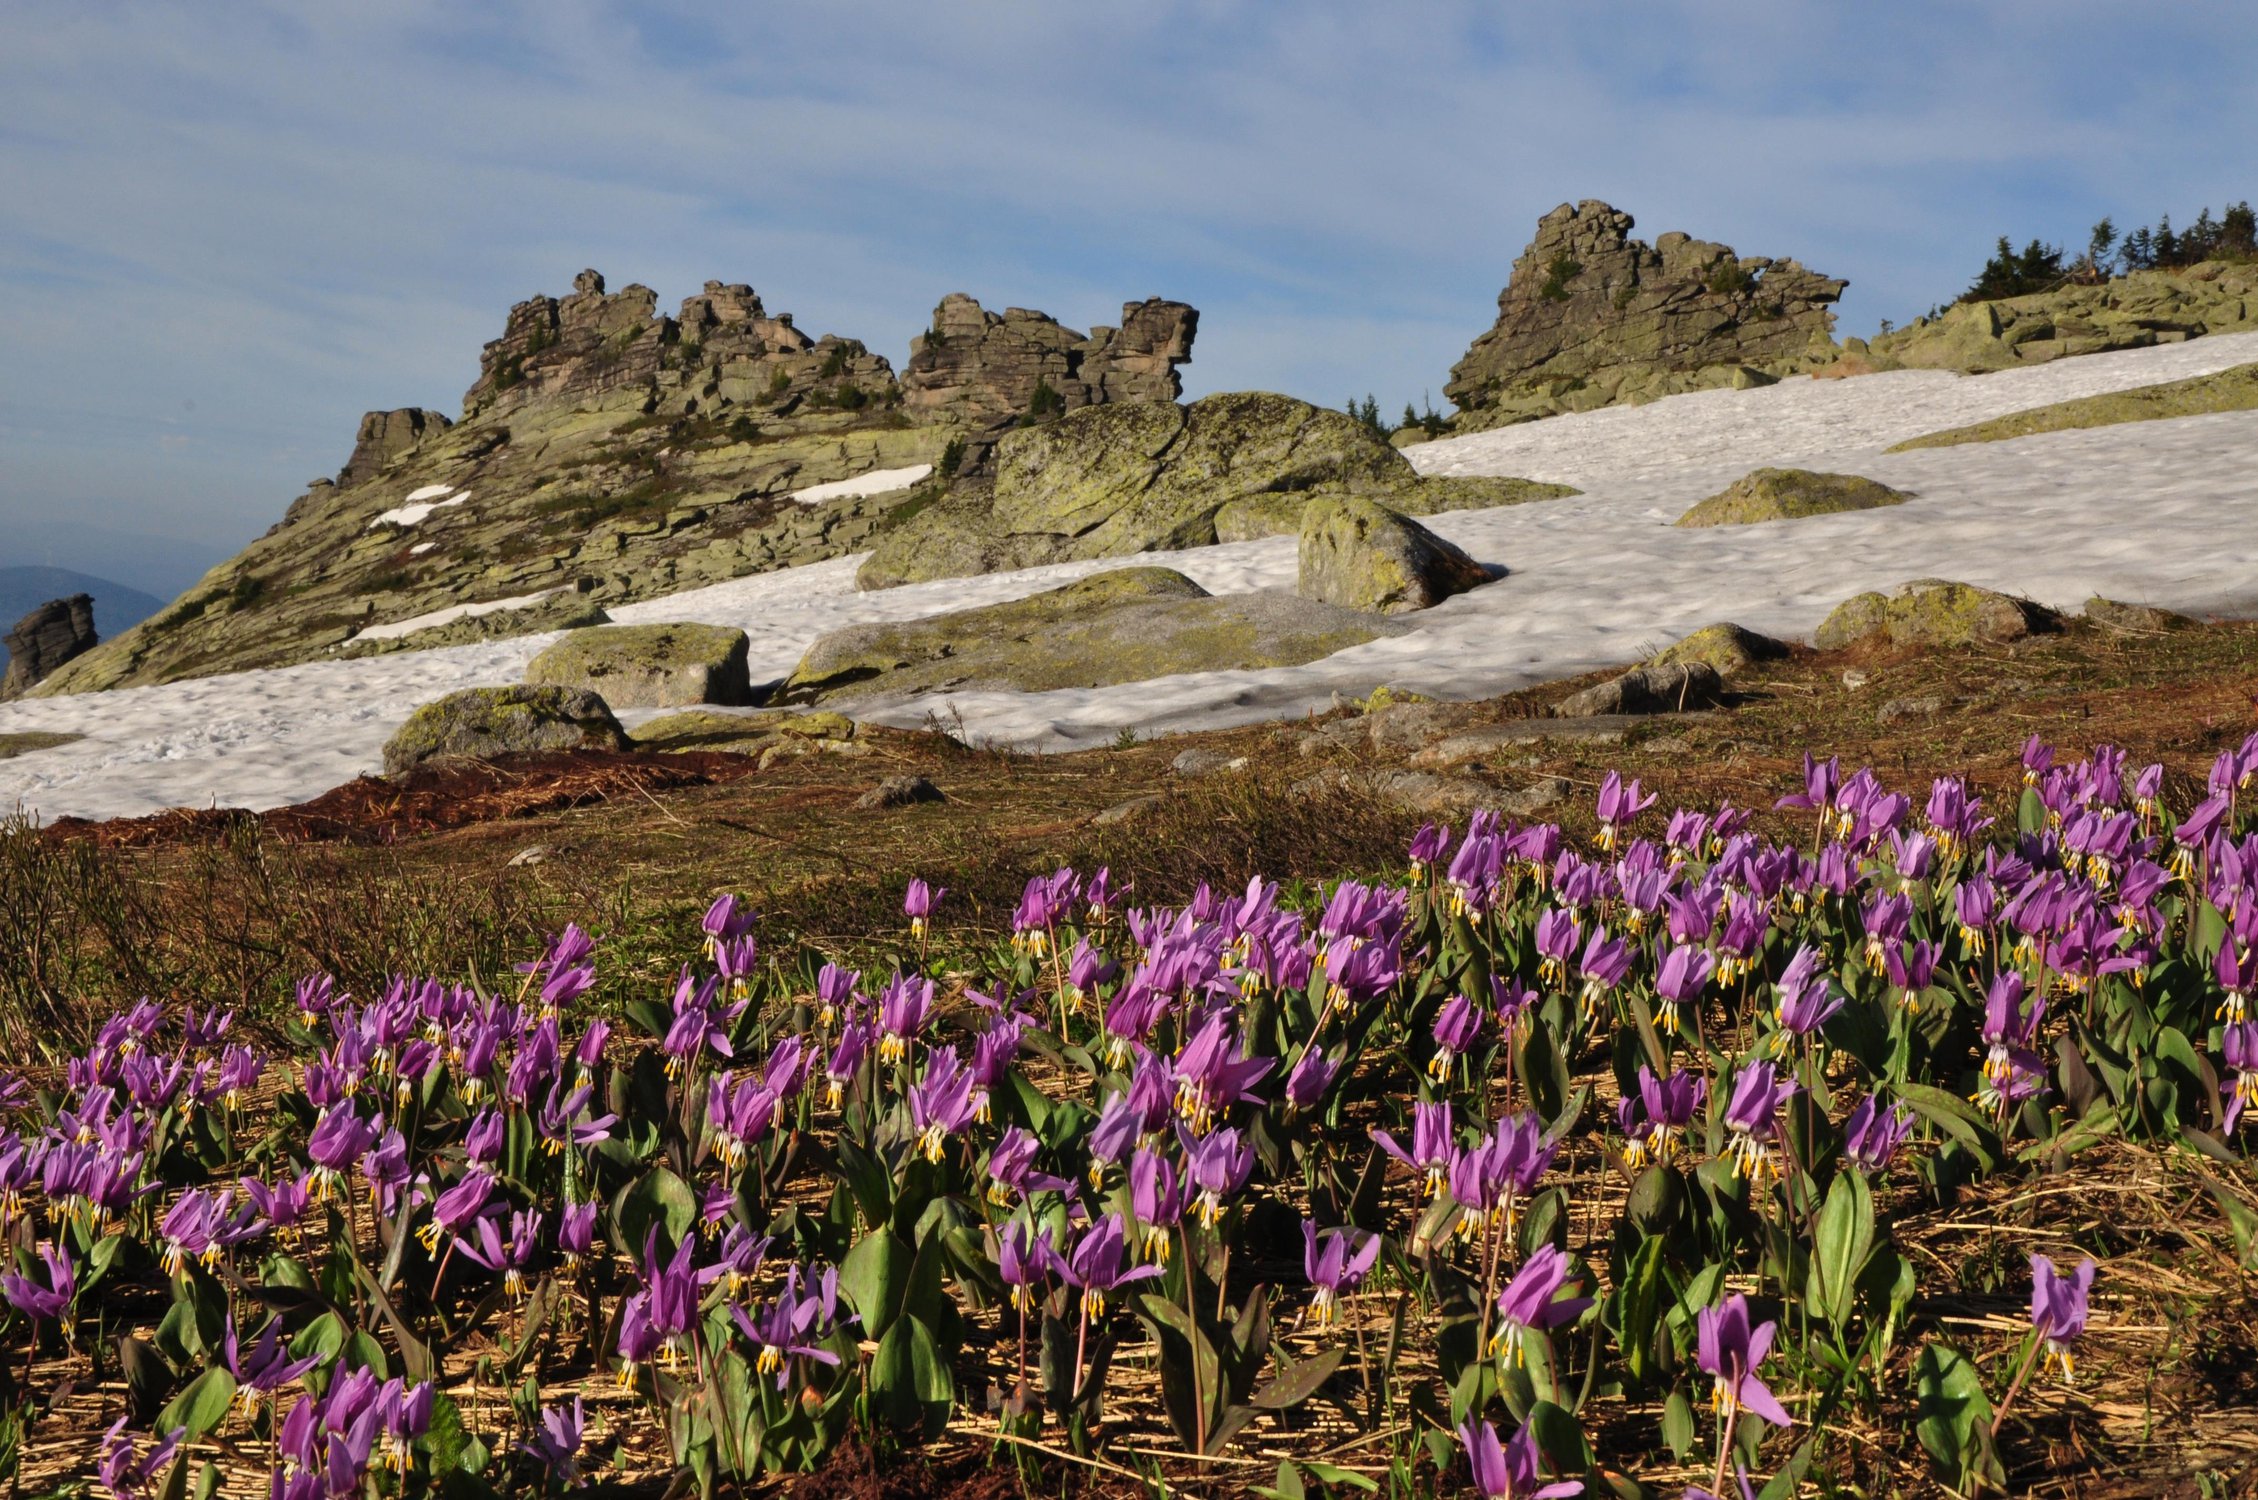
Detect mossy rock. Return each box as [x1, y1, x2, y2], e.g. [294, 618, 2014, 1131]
[781, 565, 1404, 704]
[525, 623, 753, 708]
[0, 731, 81, 760]
[1889, 362, 2258, 451]
[1297, 495, 1493, 615]
[1675, 468, 1910, 528]
[634, 707, 856, 751]
[1213, 474, 1577, 544]
[1646, 622, 1790, 678]
[2083, 597, 2195, 632]
[1813, 579, 2055, 652]
[859, 393, 1408, 588]
[338, 594, 610, 659]
[382, 685, 627, 775]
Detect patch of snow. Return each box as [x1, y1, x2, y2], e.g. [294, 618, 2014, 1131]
[787, 465, 933, 505]
[404, 484, 455, 502]
[408, 543, 436, 556]
[7, 335, 2258, 824]
[368, 489, 469, 529]
[351, 589, 560, 643]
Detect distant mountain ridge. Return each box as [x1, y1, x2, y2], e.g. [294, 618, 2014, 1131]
[0, 567, 162, 640]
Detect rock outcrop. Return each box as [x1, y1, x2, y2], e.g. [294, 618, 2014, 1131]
[857, 393, 1572, 589]
[46, 268, 1200, 695]
[337, 409, 453, 488]
[1866, 262, 2258, 375]
[524, 623, 754, 708]
[381, 685, 628, 775]
[1814, 580, 2056, 651]
[899, 294, 1196, 430]
[1296, 496, 1493, 614]
[1446, 200, 1846, 428]
[2, 594, 98, 699]
[1675, 468, 1911, 528]
[1888, 360, 2258, 450]
[780, 567, 1402, 705]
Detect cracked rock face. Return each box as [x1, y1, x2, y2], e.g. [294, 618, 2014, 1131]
[2, 594, 97, 699]
[1445, 199, 1847, 428]
[898, 293, 1197, 435]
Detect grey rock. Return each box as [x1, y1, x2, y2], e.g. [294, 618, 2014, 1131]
[853, 775, 945, 810]
[1877, 694, 1945, 724]
[1554, 662, 1725, 718]
[382, 685, 627, 775]
[524, 623, 754, 709]
[1092, 794, 1166, 826]
[1171, 748, 1248, 779]
[1297, 495, 1494, 615]
[2, 594, 98, 699]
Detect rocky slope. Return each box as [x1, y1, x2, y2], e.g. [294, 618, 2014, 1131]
[1857, 261, 2258, 372]
[1444, 199, 1848, 429]
[40, 274, 1198, 693]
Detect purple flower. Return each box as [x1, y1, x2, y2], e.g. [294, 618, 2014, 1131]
[1185, 1127, 1253, 1228]
[1301, 1219, 1382, 1327]
[1407, 821, 1453, 874]
[1723, 1063, 1788, 1182]
[1490, 1243, 1592, 1363]
[1, 1243, 74, 1320]
[2224, 1022, 2258, 1131]
[1282, 1046, 1341, 1115]
[456, 1209, 544, 1300]
[1654, 945, 1714, 1038]
[732, 1264, 851, 1391]
[2030, 1253, 2097, 1381]
[1373, 1100, 1454, 1200]
[1843, 1096, 1911, 1174]
[904, 878, 944, 940]
[908, 1046, 978, 1163]
[1595, 771, 1657, 851]
[1128, 1148, 1184, 1262]
[97, 1418, 185, 1500]
[875, 972, 935, 1065]
[1772, 945, 1842, 1041]
[1170, 1010, 1272, 1135]
[998, 1217, 1068, 1313]
[1428, 993, 1483, 1081]
[417, 1168, 495, 1253]
[1696, 1294, 1792, 1427]
[223, 1314, 321, 1410]
[1064, 1213, 1162, 1317]
[984, 1126, 1072, 1206]
[519, 1396, 586, 1485]
[1458, 1415, 1584, 1500]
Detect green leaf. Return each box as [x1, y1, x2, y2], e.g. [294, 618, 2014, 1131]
[868, 1314, 953, 1439]
[1913, 1340, 1998, 1489]
[1660, 1384, 1696, 1460]
[1617, 1235, 1669, 1384]
[155, 1368, 236, 1445]
[613, 1165, 697, 1255]
[1807, 1170, 1875, 1328]
[838, 1229, 913, 1341]
[1251, 1347, 1345, 1410]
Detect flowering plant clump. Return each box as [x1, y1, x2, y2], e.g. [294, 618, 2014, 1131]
[10, 731, 2250, 1494]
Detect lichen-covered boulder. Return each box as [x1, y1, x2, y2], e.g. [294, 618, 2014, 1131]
[633, 708, 856, 751]
[1814, 579, 2055, 651]
[2083, 597, 2194, 632]
[1555, 662, 1725, 717]
[858, 393, 1409, 588]
[1297, 495, 1494, 614]
[525, 623, 752, 708]
[781, 566, 1403, 704]
[1646, 622, 1790, 678]
[1675, 468, 1910, 528]
[382, 685, 626, 775]
[1214, 474, 1578, 543]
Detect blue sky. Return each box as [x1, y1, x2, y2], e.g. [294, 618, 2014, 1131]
[4, 1, 2255, 596]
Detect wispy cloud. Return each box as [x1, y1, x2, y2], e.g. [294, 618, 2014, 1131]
[4, 0, 2255, 561]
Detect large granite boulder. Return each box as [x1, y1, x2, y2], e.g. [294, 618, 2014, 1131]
[524, 623, 753, 708]
[899, 294, 1197, 429]
[858, 392, 1558, 589]
[1814, 580, 2056, 651]
[1445, 200, 1846, 429]
[382, 685, 628, 774]
[781, 566, 1402, 705]
[1675, 468, 1911, 528]
[1296, 496, 1493, 614]
[2, 594, 97, 699]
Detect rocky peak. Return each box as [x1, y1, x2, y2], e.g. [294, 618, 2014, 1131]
[2, 594, 97, 699]
[337, 408, 453, 488]
[900, 294, 1197, 429]
[1445, 200, 1846, 427]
